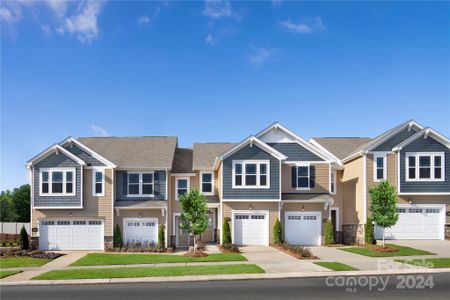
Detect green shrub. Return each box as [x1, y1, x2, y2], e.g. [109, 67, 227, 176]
[273, 218, 282, 244]
[324, 220, 334, 245]
[19, 226, 29, 250]
[113, 224, 123, 248]
[365, 217, 375, 245]
[221, 243, 240, 253]
[222, 217, 232, 245]
[158, 224, 165, 249]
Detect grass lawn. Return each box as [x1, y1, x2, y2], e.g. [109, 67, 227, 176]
[0, 257, 52, 268]
[395, 258, 450, 268]
[33, 264, 264, 280]
[314, 262, 359, 271]
[71, 253, 247, 266]
[0, 270, 21, 279]
[339, 244, 434, 257]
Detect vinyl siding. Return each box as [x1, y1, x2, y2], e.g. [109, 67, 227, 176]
[267, 143, 324, 161]
[342, 156, 364, 224]
[32, 168, 114, 237]
[64, 144, 105, 166]
[116, 170, 167, 200]
[281, 163, 329, 194]
[399, 137, 450, 193]
[372, 128, 418, 151]
[222, 144, 280, 199]
[33, 152, 82, 208]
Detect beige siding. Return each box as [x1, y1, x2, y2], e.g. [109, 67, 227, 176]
[330, 169, 344, 228]
[342, 156, 364, 224]
[281, 163, 330, 194]
[32, 168, 114, 237]
[222, 202, 279, 244]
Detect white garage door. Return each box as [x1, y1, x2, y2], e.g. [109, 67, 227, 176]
[375, 205, 445, 240]
[40, 220, 104, 250]
[285, 212, 322, 246]
[123, 218, 158, 246]
[233, 211, 269, 246]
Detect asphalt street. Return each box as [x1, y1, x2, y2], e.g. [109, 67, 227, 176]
[1, 272, 449, 300]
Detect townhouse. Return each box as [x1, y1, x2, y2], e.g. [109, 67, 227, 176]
[26, 120, 450, 250]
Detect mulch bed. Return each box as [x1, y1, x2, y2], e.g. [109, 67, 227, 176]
[218, 245, 241, 253]
[183, 252, 208, 257]
[106, 248, 168, 253]
[369, 245, 399, 253]
[272, 244, 319, 260]
[0, 248, 63, 259]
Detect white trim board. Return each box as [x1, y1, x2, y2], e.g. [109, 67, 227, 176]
[26, 144, 86, 168]
[60, 137, 117, 168]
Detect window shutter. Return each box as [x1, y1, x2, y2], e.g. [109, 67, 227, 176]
[310, 166, 315, 188]
[291, 166, 297, 188]
[154, 172, 160, 196]
[122, 172, 127, 196]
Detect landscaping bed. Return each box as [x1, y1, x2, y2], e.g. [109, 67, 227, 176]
[0, 270, 21, 279]
[339, 244, 434, 257]
[272, 243, 318, 260]
[395, 258, 450, 268]
[71, 252, 247, 266]
[314, 262, 359, 271]
[33, 264, 264, 280]
[218, 244, 240, 253]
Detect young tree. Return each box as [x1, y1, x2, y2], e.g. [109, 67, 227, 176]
[19, 226, 29, 250]
[369, 180, 399, 247]
[273, 218, 282, 245]
[179, 190, 208, 254]
[365, 217, 375, 245]
[222, 217, 232, 245]
[158, 224, 165, 249]
[113, 224, 123, 248]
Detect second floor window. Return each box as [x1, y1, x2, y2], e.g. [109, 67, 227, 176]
[406, 152, 444, 181]
[297, 166, 310, 189]
[201, 172, 213, 195]
[232, 160, 270, 188]
[374, 154, 387, 182]
[176, 178, 189, 200]
[40, 168, 75, 196]
[93, 168, 104, 196]
[128, 172, 154, 196]
[330, 171, 336, 194]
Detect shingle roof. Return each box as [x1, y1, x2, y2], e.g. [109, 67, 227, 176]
[312, 137, 372, 160]
[171, 148, 193, 173]
[77, 136, 177, 169]
[193, 143, 236, 170]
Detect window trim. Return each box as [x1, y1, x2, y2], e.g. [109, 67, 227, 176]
[39, 168, 76, 196]
[92, 167, 105, 196]
[232, 160, 270, 189]
[373, 153, 387, 182]
[175, 177, 190, 200]
[296, 163, 310, 190]
[127, 172, 154, 197]
[330, 170, 337, 195]
[200, 171, 214, 195]
[405, 152, 445, 182]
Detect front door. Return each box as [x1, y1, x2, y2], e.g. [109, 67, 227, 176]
[201, 211, 215, 243]
[175, 215, 189, 247]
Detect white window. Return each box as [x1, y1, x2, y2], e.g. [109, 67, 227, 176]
[373, 154, 387, 182]
[330, 171, 336, 194]
[297, 165, 310, 189]
[39, 168, 76, 196]
[200, 172, 214, 195]
[406, 152, 445, 181]
[127, 172, 154, 196]
[232, 160, 270, 188]
[176, 178, 189, 200]
[92, 168, 105, 196]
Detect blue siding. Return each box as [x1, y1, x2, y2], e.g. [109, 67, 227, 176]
[64, 144, 105, 166]
[222, 144, 280, 199]
[373, 128, 418, 151]
[33, 152, 82, 207]
[116, 170, 167, 200]
[400, 137, 450, 193]
[267, 143, 323, 161]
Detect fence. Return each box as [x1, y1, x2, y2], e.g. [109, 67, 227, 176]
[0, 222, 31, 235]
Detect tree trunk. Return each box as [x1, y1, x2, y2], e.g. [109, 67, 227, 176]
[193, 234, 196, 254]
[382, 228, 385, 248]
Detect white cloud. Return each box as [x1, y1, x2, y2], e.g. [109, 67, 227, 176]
[137, 15, 150, 24]
[46, 0, 68, 18]
[137, 6, 160, 25]
[41, 24, 52, 38]
[203, 0, 232, 19]
[247, 45, 276, 66]
[0, 4, 22, 25]
[280, 17, 327, 34]
[205, 33, 216, 45]
[64, 1, 105, 44]
[272, 0, 282, 8]
[91, 124, 110, 137]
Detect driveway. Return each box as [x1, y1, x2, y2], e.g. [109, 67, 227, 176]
[240, 246, 328, 273]
[387, 240, 450, 257]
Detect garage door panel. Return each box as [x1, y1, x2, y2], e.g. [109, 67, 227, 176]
[123, 218, 158, 245]
[233, 212, 268, 246]
[285, 212, 321, 246]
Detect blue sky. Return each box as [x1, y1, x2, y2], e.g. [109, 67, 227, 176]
[1, 1, 449, 190]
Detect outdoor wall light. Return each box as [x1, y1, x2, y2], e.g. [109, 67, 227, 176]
[302, 206, 305, 211]
[249, 204, 253, 210]
[408, 198, 412, 204]
[138, 213, 142, 218]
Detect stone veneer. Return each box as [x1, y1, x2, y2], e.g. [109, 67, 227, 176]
[342, 224, 364, 244]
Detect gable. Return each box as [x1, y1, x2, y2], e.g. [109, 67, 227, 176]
[267, 143, 324, 161]
[34, 151, 81, 168]
[224, 143, 274, 162]
[373, 128, 418, 151]
[64, 144, 105, 166]
[259, 128, 297, 143]
[403, 135, 449, 152]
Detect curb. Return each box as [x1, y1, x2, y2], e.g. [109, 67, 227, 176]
[2, 268, 450, 286]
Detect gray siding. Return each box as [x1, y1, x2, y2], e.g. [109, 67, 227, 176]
[373, 128, 418, 151]
[400, 137, 450, 193]
[33, 152, 82, 207]
[222, 144, 280, 199]
[267, 143, 324, 161]
[64, 144, 105, 166]
[116, 170, 167, 201]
